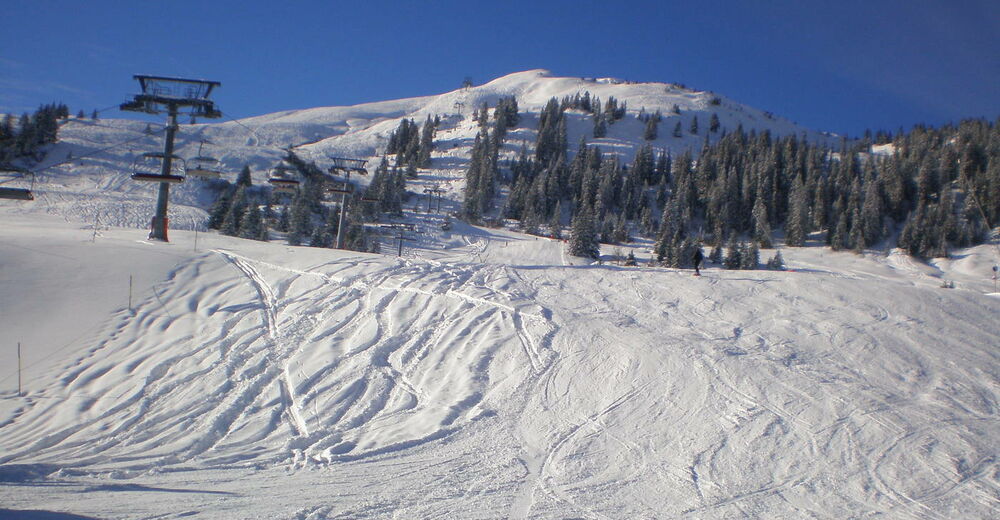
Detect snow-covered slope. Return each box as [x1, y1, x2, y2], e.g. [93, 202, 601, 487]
[2, 71, 998, 519]
[1, 213, 998, 519]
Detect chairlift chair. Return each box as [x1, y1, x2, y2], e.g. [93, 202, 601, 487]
[187, 156, 222, 179]
[328, 157, 368, 176]
[0, 167, 34, 200]
[268, 164, 300, 194]
[187, 140, 223, 179]
[131, 152, 186, 183]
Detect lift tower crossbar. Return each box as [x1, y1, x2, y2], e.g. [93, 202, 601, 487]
[121, 75, 221, 241]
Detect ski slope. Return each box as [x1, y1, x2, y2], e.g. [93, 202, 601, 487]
[1, 70, 999, 518]
[1, 212, 998, 519]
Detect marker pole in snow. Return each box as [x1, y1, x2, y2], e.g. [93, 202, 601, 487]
[17, 342, 22, 397]
[128, 275, 133, 311]
[993, 266, 998, 293]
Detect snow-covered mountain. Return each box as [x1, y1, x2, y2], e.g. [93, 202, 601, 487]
[1, 71, 998, 520]
[8, 69, 838, 230]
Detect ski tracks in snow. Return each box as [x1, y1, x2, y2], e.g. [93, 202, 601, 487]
[0, 249, 558, 474]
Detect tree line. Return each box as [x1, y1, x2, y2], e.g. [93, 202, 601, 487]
[1, 103, 70, 166]
[464, 95, 999, 265]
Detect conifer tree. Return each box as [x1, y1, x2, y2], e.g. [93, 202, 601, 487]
[208, 190, 233, 230]
[239, 206, 263, 240]
[568, 205, 599, 259]
[236, 165, 253, 187]
[673, 120, 682, 138]
[221, 186, 248, 236]
[276, 206, 290, 232]
[549, 200, 563, 239]
[689, 115, 699, 135]
[751, 196, 772, 248]
[741, 241, 759, 269]
[709, 113, 720, 133]
[593, 110, 607, 138]
[724, 237, 742, 269]
[830, 212, 849, 251]
[785, 176, 810, 246]
[287, 193, 311, 246]
[860, 180, 885, 247]
[643, 111, 659, 140]
[418, 115, 435, 168]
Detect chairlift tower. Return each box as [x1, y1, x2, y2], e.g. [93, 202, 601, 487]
[120, 75, 221, 241]
[327, 157, 368, 249]
[423, 186, 445, 213]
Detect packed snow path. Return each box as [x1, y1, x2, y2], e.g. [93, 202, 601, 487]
[1, 224, 998, 519]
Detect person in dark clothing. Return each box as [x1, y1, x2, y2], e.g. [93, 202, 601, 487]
[693, 246, 704, 276]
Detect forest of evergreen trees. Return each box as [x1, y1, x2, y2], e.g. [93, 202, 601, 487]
[199, 93, 997, 267]
[205, 115, 442, 251]
[0, 103, 70, 166]
[464, 95, 999, 265]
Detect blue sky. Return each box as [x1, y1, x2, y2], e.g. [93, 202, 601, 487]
[2, 0, 997, 137]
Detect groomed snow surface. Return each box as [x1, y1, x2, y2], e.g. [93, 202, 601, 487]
[2, 212, 998, 519]
[1, 70, 999, 518]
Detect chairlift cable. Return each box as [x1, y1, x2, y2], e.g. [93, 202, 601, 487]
[216, 110, 266, 149]
[1, 127, 170, 185]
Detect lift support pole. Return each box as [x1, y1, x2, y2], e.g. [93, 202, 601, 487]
[150, 106, 179, 241]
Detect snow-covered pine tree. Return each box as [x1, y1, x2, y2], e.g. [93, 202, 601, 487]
[287, 193, 311, 246]
[221, 186, 248, 236]
[239, 205, 263, 240]
[418, 115, 435, 168]
[751, 196, 773, 248]
[643, 113, 658, 140]
[724, 237, 742, 269]
[568, 205, 599, 259]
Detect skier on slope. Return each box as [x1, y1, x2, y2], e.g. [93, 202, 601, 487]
[693, 245, 704, 276]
